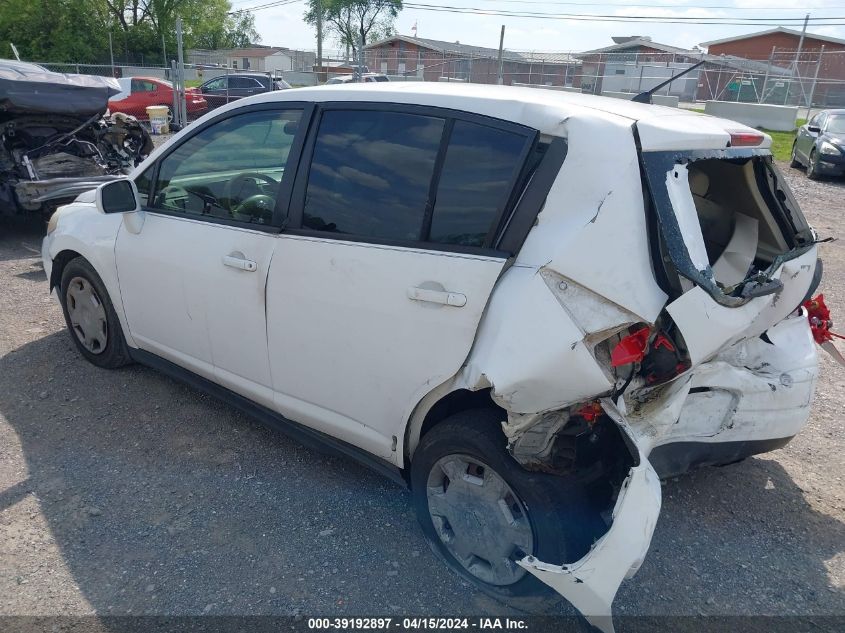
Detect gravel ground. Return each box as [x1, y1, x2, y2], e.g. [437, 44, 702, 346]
[0, 158, 843, 627]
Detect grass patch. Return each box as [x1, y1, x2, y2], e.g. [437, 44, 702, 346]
[763, 129, 796, 161]
[761, 120, 805, 162]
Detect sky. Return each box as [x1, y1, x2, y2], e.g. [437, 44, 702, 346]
[231, 0, 845, 54]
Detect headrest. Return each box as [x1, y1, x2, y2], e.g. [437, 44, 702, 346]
[689, 170, 710, 197]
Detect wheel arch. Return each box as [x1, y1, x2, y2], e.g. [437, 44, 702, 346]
[402, 383, 505, 472]
[50, 248, 83, 291]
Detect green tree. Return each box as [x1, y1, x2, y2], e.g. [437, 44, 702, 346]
[0, 0, 259, 65]
[304, 0, 402, 56]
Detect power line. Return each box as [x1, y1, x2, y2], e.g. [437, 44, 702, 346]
[230, 0, 303, 14]
[399, 3, 845, 26]
[424, 0, 845, 9]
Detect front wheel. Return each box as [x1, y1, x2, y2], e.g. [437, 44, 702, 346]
[59, 257, 132, 369]
[410, 410, 605, 611]
[807, 149, 822, 180]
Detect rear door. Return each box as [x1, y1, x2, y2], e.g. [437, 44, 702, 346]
[265, 105, 537, 458]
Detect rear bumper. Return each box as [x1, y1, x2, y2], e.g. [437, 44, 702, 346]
[627, 310, 818, 476]
[649, 435, 793, 479]
[519, 446, 661, 633]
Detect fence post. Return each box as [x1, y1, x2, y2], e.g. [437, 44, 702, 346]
[171, 60, 180, 125]
[806, 45, 825, 120]
[175, 17, 187, 128]
[759, 46, 775, 103]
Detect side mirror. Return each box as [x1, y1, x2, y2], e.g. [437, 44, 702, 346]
[96, 178, 145, 233]
[808, 125, 821, 134]
[97, 179, 140, 214]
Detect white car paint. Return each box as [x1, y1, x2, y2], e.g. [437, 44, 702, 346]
[266, 236, 506, 460]
[42, 83, 820, 629]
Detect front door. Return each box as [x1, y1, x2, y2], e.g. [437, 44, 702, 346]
[116, 105, 307, 406]
[266, 106, 536, 458]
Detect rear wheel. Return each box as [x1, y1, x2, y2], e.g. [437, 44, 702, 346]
[410, 409, 605, 611]
[789, 142, 802, 168]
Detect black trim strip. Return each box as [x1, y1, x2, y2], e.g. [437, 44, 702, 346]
[128, 348, 407, 489]
[496, 137, 568, 254]
[421, 118, 454, 242]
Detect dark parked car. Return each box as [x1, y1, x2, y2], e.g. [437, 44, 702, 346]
[791, 108, 845, 179]
[197, 73, 291, 110]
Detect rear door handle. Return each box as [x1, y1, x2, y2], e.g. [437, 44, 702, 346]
[222, 255, 257, 272]
[407, 286, 467, 307]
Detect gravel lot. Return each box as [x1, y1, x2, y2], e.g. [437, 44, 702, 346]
[0, 159, 843, 628]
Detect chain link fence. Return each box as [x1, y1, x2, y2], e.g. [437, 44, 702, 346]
[31, 46, 845, 123]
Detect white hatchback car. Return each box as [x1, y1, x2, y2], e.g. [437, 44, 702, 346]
[42, 83, 821, 630]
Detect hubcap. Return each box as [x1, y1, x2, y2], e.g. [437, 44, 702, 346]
[426, 455, 534, 586]
[66, 277, 108, 354]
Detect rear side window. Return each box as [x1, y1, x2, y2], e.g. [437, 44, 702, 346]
[429, 121, 528, 247]
[303, 110, 445, 240]
[298, 107, 535, 251]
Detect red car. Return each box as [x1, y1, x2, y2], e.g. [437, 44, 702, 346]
[108, 77, 207, 120]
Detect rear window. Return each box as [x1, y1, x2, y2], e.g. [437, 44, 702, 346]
[430, 121, 528, 247]
[303, 110, 445, 240]
[299, 109, 535, 250]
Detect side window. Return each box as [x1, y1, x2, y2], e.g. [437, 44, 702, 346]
[204, 77, 225, 91]
[429, 121, 529, 247]
[151, 109, 302, 225]
[130, 79, 142, 93]
[303, 110, 445, 240]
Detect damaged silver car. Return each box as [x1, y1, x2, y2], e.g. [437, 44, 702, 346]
[0, 59, 152, 219]
[41, 83, 824, 631]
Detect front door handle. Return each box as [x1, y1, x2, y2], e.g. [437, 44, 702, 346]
[222, 254, 257, 272]
[407, 286, 467, 307]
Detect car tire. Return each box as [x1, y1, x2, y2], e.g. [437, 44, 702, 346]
[410, 409, 606, 613]
[789, 143, 802, 168]
[59, 257, 132, 369]
[807, 149, 822, 180]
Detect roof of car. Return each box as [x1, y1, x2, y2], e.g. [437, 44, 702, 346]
[243, 81, 709, 126]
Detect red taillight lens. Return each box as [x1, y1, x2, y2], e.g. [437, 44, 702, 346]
[728, 130, 764, 147]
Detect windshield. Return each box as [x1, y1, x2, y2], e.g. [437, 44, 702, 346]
[827, 115, 845, 134]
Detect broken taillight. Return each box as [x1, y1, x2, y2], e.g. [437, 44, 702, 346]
[611, 326, 689, 384]
[610, 327, 650, 367]
[727, 130, 764, 147]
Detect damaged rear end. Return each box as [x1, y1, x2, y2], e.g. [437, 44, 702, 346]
[474, 111, 820, 630]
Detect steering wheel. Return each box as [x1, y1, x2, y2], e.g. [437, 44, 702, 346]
[232, 194, 276, 224]
[224, 172, 278, 212]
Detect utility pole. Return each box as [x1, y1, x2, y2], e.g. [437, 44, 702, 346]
[496, 25, 506, 85]
[357, 34, 365, 81]
[806, 45, 824, 120]
[109, 32, 115, 76]
[785, 13, 809, 105]
[759, 46, 775, 103]
[161, 33, 167, 68]
[316, 0, 323, 83]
